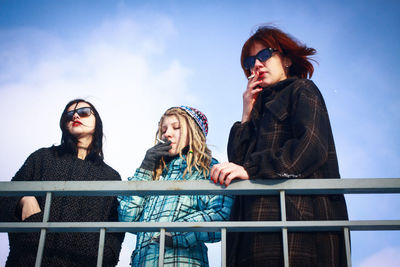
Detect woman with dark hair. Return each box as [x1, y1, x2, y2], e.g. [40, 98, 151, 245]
[211, 26, 349, 266]
[58, 99, 105, 163]
[0, 99, 124, 266]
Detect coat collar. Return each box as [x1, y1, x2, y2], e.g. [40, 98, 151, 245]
[164, 155, 187, 172]
[251, 77, 298, 124]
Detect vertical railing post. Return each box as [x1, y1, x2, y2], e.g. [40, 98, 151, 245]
[97, 228, 106, 267]
[35, 192, 52, 267]
[221, 228, 227, 267]
[344, 227, 352, 267]
[280, 190, 289, 267]
[158, 228, 166, 267]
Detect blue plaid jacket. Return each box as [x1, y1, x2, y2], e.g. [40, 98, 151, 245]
[118, 156, 233, 267]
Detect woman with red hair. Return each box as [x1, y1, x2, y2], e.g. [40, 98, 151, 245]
[211, 25, 348, 266]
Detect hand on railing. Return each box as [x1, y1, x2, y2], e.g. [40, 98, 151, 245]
[19, 196, 41, 221]
[210, 162, 249, 186]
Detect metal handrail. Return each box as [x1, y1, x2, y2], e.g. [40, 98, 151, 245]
[1, 178, 400, 267]
[1, 178, 400, 196]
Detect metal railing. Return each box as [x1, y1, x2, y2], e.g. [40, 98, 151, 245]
[1, 178, 400, 267]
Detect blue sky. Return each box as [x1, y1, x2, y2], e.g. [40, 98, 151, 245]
[0, 0, 399, 266]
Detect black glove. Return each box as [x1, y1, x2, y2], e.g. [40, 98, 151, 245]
[140, 140, 172, 171]
[153, 232, 174, 247]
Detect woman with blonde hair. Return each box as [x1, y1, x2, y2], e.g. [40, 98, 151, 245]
[119, 106, 233, 266]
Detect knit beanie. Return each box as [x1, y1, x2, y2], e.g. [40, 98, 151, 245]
[177, 106, 208, 137]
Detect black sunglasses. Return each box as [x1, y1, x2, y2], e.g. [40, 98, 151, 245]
[243, 48, 277, 70]
[66, 107, 93, 121]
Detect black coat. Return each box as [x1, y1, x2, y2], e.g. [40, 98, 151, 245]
[0, 146, 124, 267]
[227, 78, 349, 267]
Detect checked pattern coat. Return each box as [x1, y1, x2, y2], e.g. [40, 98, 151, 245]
[118, 156, 233, 267]
[227, 78, 349, 267]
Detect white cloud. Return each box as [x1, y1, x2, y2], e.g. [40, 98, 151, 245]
[359, 247, 400, 267]
[0, 14, 194, 178]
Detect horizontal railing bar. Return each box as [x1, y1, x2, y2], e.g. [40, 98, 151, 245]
[0, 178, 400, 196]
[1, 220, 399, 232]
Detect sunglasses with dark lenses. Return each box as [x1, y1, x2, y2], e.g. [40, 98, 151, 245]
[243, 48, 277, 70]
[66, 107, 93, 121]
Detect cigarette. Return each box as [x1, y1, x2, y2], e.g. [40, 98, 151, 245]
[247, 73, 255, 80]
[156, 138, 165, 144]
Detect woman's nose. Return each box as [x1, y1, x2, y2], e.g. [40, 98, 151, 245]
[253, 58, 263, 70]
[164, 128, 172, 138]
[72, 112, 80, 120]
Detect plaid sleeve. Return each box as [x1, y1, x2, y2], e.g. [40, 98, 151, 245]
[227, 121, 253, 165]
[117, 168, 152, 222]
[172, 193, 234, 247]
[172, 158, 234, 247]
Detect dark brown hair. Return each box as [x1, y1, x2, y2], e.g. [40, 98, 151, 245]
[59, 99, 104, 163]
[241, 25, 316, 79]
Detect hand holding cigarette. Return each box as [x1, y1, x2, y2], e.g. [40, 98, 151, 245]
[140, 139, 172, 170]
[156, 137, 165, 144]
[247, 73, 255, 80]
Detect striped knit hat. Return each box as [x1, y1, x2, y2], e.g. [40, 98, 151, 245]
[177, 106, 208, 137]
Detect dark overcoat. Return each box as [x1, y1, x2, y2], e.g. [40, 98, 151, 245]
[227, 78, 348, 267]
[0, 146, 124, 267]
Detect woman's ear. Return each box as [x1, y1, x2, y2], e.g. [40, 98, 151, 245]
[283, 57, 292, 76]
[283, 57, 292, 68]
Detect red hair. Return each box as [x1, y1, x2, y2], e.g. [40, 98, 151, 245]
[241, 25, 316, 79]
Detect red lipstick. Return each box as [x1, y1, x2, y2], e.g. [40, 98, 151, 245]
[72, 121, 82, 127]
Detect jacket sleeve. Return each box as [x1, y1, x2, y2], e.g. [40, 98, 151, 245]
[242, 81, 332, 179]
[171, 159, 234, 247]
[0, 150, 42, 222]
[227, 121, 253, 165]
[117, 168, 152, 222]
[171, 193, 234, 247]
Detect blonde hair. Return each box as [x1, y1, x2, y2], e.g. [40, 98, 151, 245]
[153, 108, 212, 180]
